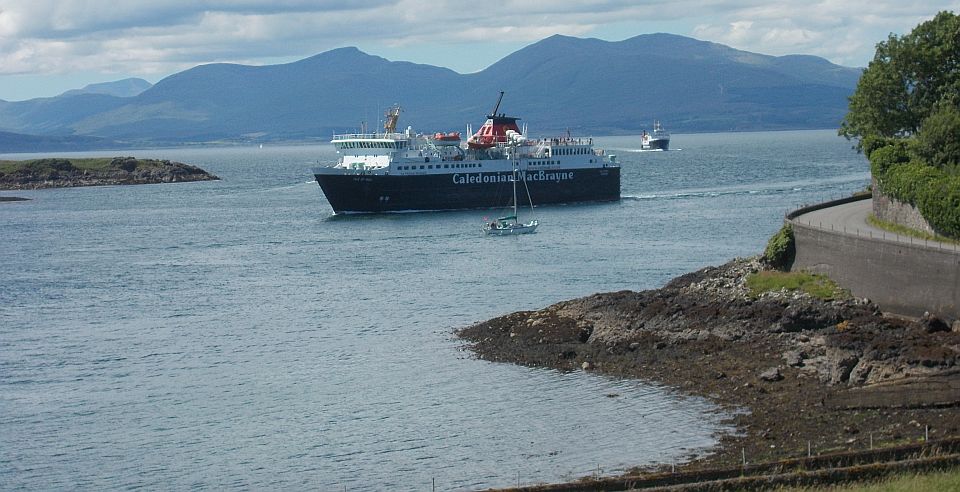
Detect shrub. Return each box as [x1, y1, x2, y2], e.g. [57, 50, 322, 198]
[868, 141, 912, 176]
[762, 223, 795, 270]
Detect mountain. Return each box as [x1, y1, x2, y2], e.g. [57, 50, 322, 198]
[60, 78, 153, 98]
[0, 130, 117, 153]
[0, 34, 862, 150]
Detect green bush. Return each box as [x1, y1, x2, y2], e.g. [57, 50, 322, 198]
[762, 223, 795, 270]
[868, 140, 912, 176]
[871, 145, 960, 238]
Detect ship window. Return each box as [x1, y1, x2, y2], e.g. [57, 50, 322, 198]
[420, 165, 425, 170]
[444, 164, 449, 169]
[428, 165, 433, 169]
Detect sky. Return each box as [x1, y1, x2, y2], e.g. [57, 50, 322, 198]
[0, 0, 957, 101]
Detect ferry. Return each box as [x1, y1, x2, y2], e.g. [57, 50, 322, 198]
[641, 120, 670, 151]
[312, 94, 620, 213]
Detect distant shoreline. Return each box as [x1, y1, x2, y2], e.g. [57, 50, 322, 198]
[0, 156, 219, 191]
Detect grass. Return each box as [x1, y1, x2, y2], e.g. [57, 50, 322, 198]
[777, 468, 960, 491]
[746, 271, 849, 301]
[0, 157, 120, 173]
[867, 214, 960, 246]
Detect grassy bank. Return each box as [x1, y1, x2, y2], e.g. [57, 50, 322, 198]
[866, 214, 960, 246]
[784, 468, 960, 491]
[746, 270, 849, 300]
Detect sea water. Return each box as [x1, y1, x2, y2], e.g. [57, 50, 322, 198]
[0, 130, 869, 490]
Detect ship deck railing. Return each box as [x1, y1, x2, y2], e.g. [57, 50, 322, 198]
[332, 132, 409, 141]
[541, 137, 594, 146]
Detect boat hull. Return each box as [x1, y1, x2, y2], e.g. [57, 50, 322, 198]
[314, 167, 620, 213]
[642, 137, 670, 151]
[484, 221, 538, 235]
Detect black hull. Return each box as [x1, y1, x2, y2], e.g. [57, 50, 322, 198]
[315, 167, 620, 213]
[643, 138, 670, 151]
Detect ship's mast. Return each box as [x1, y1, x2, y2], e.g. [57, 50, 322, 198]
[490, 91, 505, 116]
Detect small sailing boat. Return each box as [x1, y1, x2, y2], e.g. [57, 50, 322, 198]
[482, 166, 538, 235]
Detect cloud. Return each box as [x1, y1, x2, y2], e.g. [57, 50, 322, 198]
[0, 0, 956, 80]
[690, 0, 960, 66]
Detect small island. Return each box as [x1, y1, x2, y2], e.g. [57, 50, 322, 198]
[0, 156, 219, 191]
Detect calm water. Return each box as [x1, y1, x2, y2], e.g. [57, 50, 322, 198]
[0, 130, 869, 490]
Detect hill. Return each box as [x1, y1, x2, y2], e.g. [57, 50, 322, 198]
[0, 33, 862, 150]
[60, 78, 153, 98]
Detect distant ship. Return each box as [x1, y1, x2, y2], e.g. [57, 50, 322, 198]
[312, 92, 620, 213]
[641, 121, 670, 151]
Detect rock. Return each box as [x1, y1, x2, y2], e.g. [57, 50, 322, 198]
[954, 320, 960, 333]
[581, 361, 592, 370]
[783, 350, 805, 367]
[827, 352, 860, 385]
[760, 367, 783, 382]
[629, 342, 641, 351]
[920, 316, 951, 333]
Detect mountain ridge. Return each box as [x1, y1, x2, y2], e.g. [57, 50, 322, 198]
[0, 33, 862, 151]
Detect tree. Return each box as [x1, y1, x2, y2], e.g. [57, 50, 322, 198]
[916, 102, 960, 173]
[840, 11, 960, 148]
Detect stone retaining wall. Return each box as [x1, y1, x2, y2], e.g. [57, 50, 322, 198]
[871, 179, 936, 235]
[788, 196, 960, 321]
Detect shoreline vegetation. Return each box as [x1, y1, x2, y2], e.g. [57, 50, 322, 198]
[0, 157, 219, 192]
[458, 257, 960, 489]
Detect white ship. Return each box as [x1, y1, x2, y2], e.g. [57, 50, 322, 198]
[312, 93, 620, 213]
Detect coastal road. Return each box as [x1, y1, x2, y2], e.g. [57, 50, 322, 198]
[792, 198, 960, 252]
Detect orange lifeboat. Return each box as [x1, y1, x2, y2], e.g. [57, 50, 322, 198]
[433, 131, 461, 146]
[433, 132, 461, 141]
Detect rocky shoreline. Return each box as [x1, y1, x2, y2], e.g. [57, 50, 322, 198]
[0, 157, 219, 190]
[458, 258, 960, 473]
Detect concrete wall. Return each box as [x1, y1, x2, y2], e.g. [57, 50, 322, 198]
[788, 196, 960, 321]
[872, 179, 936, 235]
